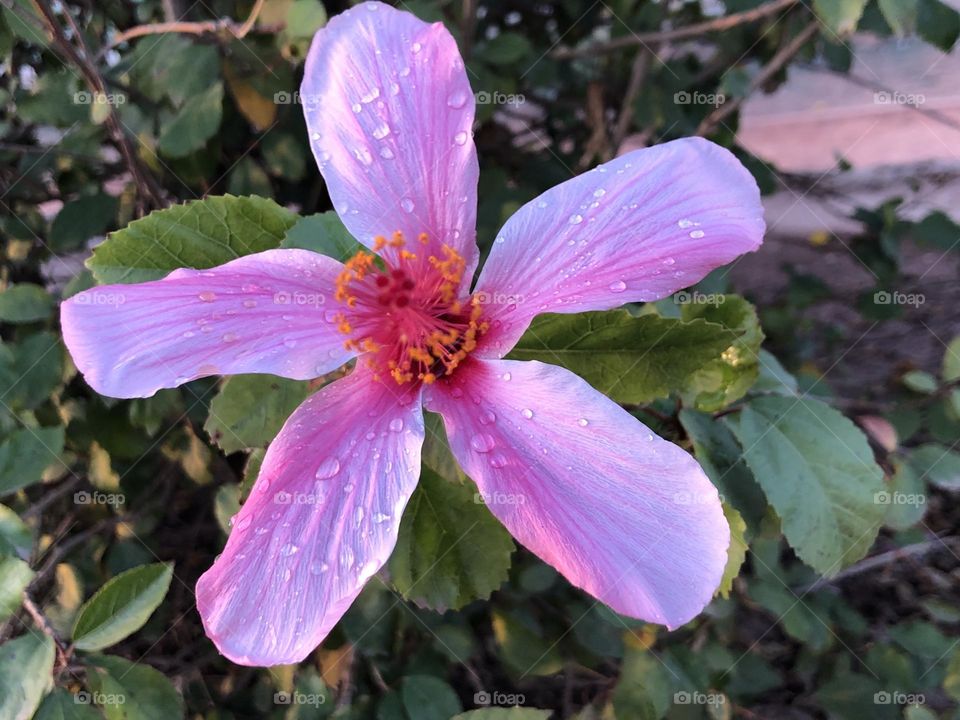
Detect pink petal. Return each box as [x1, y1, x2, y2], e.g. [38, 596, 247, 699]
[423, 359, 729, 628]
[473, 138, 765, 355]
[197, 365, 423, 666]
[301, 2, 479, 282]
[61, 250, 352, 398]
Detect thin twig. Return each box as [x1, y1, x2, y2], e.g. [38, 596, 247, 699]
[696, 19, 819, 137]
[103, 0, 271, 52]
[553, 0, 799, 60]
[795, 537, 957, 594]
[611, 48, 653, 155]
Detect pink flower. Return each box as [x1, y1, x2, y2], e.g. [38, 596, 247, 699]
[61, 1, 764, 666]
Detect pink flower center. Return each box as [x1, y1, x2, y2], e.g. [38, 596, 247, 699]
[333, 231, 488, 386]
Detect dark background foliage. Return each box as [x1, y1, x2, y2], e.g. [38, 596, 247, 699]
[1, 0, 960, 718]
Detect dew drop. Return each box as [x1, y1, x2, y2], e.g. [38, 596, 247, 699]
[593, 188, 606, 197]
[502, 372, 512, 381]
[198, 291, 216, 302]
[454, 131, 468, 146]
[372, 123, 391, 139]
[489, 453, 508, 469]
[568, 213, 584, 225]
[360, 87, 380, 103]
[479, 410, 496, 426]
[411, 42, 422, 54]
[309, 561, 329, 575]
[353, 147, 373, 165]
[351, 102, 362, 113]
[280, 543, 299, 557]
[677, 218, 695, 228]
[400, 198, 415, 213]
[470, 434, 495, 453]
[689, 229, 705, 239]
[608, 280, 627, 293]
[447, 90, 467, 108]
[389, 418, 404, 432]
[373, 512, 391, 523]
[521, 408, 534, 419]
[237, 516, 251, 531]
[578, 417, 589, 427]
[315, 457, 341, 479]
[355, 506, 365, 527]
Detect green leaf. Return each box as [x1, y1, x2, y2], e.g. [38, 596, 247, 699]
[881, 458, 927, 530]
[0, 332, 65, 410]
[452, 710, 552, 720]
[400, 675, 461, 720]
[507, 310, 740, 404]
[901, 369, 938, 394]
[678, 409, 766, 528]
[491, 609, 563, 677]
[87, 195, 298, 284]
[0, 425, 65, 496]
[0, 631, 55, 720]
[0, 556, 33, 622]
[204, 374, 310, 454]
[390, 467, 513, 611]
[814, 0, 870, 35]
[282, 211, 365, 262]
[752, 349, 799, 396]
[878, 0, 919, 34]
[889, 620, 953, 659]
[71, 562, 174, 651]
[918, 0, 960, 50]
[0, 504, 33, 559]
[728, 396, 885, 575]
[284, 0, 328, 38]
[157, 82, 224, 158]
[943, 336, 960, 382]
[50, 193, 118, 251]
[85, 654, 184, 720]
[33, 688, 104, 720]
[680, 295, 764, 411]
[908, 444, 960, 490]
[481, 33, 532, 64]
[612, 646, 673, 719]
[717, 504, 747, 599]
[0, 284, 53, 323]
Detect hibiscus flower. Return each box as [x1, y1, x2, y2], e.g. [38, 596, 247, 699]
[61, 1, 764, 666]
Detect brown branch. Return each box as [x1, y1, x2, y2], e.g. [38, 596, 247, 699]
[553, 0, 800, 60]
[103, 0, 270, 52]
[30, 0, 165, 212]
[611, 48, 653, 155]
[696, 19, 819, 137]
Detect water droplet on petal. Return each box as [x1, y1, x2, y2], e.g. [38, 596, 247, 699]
[593, 188, 606, 197]
[521, 408, 534, 419]
[400, 198, 415, 213]
[454, 131, 468, 146]
[578, 417, 589, 427]
[280, 543, 299, 557]
[379, 146, 395, 159]
[237, 516, 251, 531]
[502, 372, 512, 381]
[198, 291, 216, 302]
[309, 561, 329, 575]
[479, 410, 496, 425]
[243, 299, 258, 308]
[411, 42, 422, 54]
[447, 90, 467, 108]
[470, 434, 495, 453]
[315, 457, 341, 479]
[608, 280, 627, 293]
[389, 418, 404, 432]
[689, 229, 705, 239]
[489, 453, 508, 469]
[568, 213, 584, 225]
[372, 123, 391, 139]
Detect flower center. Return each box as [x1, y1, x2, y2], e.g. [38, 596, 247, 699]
[333, 231, 488, 386]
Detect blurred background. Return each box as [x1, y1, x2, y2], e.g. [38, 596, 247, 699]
[1, 0, 960, 718]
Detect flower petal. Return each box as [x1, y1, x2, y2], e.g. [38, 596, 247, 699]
[197, 365, 424, 666]
[473, 138, 765, 355]
[61, 249, 352, 398]
[423, 359, 729, 628]
[302, 2, 479, 281]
